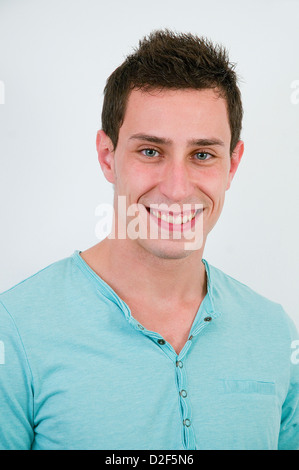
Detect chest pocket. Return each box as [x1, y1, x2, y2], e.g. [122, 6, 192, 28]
[222, 379, 276, 395]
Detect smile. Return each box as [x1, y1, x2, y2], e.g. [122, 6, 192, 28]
[145, 206, 203, 227]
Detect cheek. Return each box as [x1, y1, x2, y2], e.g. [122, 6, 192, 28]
[115, 161, 155, 197]
[197, 167, 229, 200]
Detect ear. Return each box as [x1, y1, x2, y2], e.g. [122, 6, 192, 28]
[226, 140, 244, 190]
[96, 130, 116, 184]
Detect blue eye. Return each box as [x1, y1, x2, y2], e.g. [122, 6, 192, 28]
[142, 149, 159, 157]
[194, 152, 212, 161]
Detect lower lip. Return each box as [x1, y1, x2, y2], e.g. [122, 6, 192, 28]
[146, 208, 203, 232]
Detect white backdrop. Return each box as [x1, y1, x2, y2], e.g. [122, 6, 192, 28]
[0, 0, 298, 329]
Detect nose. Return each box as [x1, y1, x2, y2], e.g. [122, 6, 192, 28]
[158, 160, 194, 203]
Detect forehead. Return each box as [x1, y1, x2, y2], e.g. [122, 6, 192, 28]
[118, 87, 231, 145]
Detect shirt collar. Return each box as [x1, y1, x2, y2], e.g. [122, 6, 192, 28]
[72, 250, 222, 325]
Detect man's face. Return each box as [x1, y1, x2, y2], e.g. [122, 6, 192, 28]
[98, 87, 243, 259]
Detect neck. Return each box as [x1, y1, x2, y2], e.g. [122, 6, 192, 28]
[83, 236, 207, 306]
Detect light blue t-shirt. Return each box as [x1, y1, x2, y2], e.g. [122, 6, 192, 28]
[0, 250, 298, 450]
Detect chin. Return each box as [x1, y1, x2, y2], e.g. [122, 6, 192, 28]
[138, 239, 200, 261]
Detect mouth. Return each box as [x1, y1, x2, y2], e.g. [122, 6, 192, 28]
[145, 205, 203, 231]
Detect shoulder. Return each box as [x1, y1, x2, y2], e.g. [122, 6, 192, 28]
[205, 260, 295, 332]
[0, 253, 79, 325]
[1, 254, 72, 295]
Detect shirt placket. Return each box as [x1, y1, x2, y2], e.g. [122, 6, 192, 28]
[95, 256, 221, 451]
[127, 299, 221, 450]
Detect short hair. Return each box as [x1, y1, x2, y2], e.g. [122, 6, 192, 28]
[101, 29, 243, 154]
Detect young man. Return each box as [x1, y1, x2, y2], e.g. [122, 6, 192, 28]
[0, 30, 298, 450]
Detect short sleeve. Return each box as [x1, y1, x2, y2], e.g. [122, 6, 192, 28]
[0, 300, 34, 449]
[278, 315, 299, 450]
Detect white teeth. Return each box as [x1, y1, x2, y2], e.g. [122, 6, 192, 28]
[150, 209, 199, 224]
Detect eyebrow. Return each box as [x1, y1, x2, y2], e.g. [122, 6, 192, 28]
[128, 133, 225, 147]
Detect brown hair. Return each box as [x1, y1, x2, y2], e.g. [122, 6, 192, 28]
[101, 29, 243, 154]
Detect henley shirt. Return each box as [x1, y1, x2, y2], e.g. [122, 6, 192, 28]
[0, 250, 298, 450]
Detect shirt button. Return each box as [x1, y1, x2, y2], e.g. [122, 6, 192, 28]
[204, 316, 212, 322]
[176, 361, 183, 368]
[183, 419, 191, 427]
[137, 324, 144, 330]
[180, 389, 188, 398]
[158, 339, 166, 345]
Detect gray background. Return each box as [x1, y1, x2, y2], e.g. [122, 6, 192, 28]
[0, 0, 298, 329]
